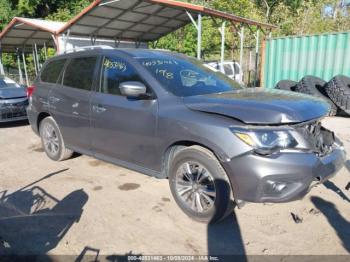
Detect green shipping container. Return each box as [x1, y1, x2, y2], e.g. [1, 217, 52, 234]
[263, 31, 350, 89]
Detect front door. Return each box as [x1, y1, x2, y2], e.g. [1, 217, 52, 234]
[91, 55, 158, 170]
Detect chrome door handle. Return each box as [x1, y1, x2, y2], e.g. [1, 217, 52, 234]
[92, 105, 106, 113]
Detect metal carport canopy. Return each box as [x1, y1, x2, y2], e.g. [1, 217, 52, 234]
[58, 0, 276, 42]
[0, 17, 64, 53]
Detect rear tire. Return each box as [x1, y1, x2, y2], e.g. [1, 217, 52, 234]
[295, 76, 338, 116]
[325, 75, 350, 115]
[275, 80, 298, 92]
[39, 116, 73, 161]
[168, 145, 233, 224]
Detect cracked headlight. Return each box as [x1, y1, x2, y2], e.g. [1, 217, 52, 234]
[231, 127, 298, 154]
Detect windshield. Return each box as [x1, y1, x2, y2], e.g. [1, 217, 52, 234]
[137, 55, 243, 97]
[0, 77, 21, 89]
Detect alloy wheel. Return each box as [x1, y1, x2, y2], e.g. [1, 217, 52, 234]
[175, 162, 216, 213]
[42, 122, 59, 156]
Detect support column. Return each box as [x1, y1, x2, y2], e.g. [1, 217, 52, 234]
[239, 27, 245, 83]
[91, 35, 97, 46]
[219, 21, 226, 72]
[63, 29, 71, 53]
[34, 43, 40, 70]
[17, 51, 24, 85]
[197, 13, 202, 60]
[0, 42, 4, 75]
[254, 30, 260, 87]
[0, 57, 4, 75]
[22, 51, 29, 86]
[32, 47, 38, 75]
[186, 11, 202, 60]
[44, 42, 48, 60]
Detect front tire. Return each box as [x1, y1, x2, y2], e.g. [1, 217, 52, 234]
[168, 146, 233, 224]
[39, 116, 73, 161]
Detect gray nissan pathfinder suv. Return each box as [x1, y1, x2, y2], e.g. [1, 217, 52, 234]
[27, 47, 346, 223]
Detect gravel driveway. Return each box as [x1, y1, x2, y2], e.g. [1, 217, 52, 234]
[0, 117, 349, 260]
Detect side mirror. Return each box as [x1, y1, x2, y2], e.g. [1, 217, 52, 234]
[119, 81, 148, 99]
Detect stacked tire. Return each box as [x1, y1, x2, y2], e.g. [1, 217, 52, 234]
[275, 75, 350, 117]
[295, 76, 338, 116]
[325, 75, 350, 115]
[275, 80, 298, 92]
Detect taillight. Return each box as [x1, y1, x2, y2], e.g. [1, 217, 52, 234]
[27, 85, 35, 98]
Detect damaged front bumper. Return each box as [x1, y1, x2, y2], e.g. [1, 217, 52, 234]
[222, 140, 346, 203]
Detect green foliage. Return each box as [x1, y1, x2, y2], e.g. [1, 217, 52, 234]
[0, 0, 14, 30]
[154, 0, 350, 57]
[0, 0, 92, 74]
[46, 0, 92, 21]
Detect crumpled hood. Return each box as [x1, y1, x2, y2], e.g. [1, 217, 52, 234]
[0, 88, 27, 99]
[183, 88, 330, 124]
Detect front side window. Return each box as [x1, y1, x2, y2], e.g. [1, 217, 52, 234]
[41, 59, 66, 84]
[138, 55, 242, 97]
[63, 57, 97, 91]
[100, 56, 143, 95]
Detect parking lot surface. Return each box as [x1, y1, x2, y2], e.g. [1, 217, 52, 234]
[0, 117, 349, 259]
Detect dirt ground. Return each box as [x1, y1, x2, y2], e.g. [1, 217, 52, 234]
[0, 117, 349, 260]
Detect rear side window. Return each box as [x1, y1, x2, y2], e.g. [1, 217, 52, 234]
[100, 56, 143, 96]
[41, 59, 66, 84]
[234, 63, 240, 74]
[224, 64, 233, 75]
[63, 57, 97, 91]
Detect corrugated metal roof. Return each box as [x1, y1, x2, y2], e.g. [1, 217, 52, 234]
[18, 18, 65, 32]
[58, 0, 276, 42]
[0, 0, 276, 52]
[0, 17, 65, 52]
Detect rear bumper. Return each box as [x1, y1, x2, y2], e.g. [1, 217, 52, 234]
[222, 144, 346, 203]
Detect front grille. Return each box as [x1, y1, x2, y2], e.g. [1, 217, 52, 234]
[0, 100, 28, 120]
[297, 121, 334, 156]
[1, 110, 27, 119]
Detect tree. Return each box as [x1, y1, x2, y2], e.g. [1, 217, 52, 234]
[15, 0, 91, 20]
[0, 0, 14, 30]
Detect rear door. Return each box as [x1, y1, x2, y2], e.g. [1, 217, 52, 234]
[35, 59, 67, 115]
[91, 55, 158, 169]
[49, 56, 98, 152]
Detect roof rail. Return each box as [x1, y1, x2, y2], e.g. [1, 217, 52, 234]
[63, 45, 114, 54]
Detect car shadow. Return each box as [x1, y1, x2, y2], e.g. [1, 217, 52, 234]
[0, 169, 88, 256]
[75, 246, 100, 261]
[311, 196, 350, 253]
[345, 160, 350, 173]
[75, 246, 142, 262]
[207, 210, 246, 261]
[323, 180, 350, 203]
[207, 178, 246, 261]
[0, 120, 29, 128]
[336, 110, 350, 118]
